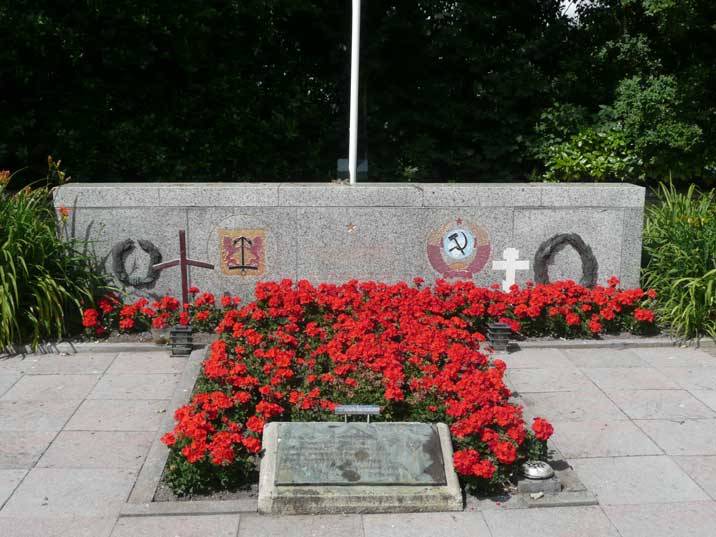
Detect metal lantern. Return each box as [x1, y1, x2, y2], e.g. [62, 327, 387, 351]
[487, 322, 512, 351]
[170, 325, 193, 356]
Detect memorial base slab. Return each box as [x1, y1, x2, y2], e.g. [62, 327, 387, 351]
[258, 422, 463, 515]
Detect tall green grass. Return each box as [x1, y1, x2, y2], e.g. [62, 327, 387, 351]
[643, 183, 716, 341]
[0, 161, 109, 350]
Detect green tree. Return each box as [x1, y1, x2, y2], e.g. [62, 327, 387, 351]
[0, 1, 568, 183]
[534, 0, 716, 185]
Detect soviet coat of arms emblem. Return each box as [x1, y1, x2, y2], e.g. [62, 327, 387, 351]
[427, 218, 491, 279]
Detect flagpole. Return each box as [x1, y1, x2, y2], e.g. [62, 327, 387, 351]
[349, 0, 361, 185]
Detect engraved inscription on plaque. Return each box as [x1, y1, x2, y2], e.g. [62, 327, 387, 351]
[275, 422, 446, 486]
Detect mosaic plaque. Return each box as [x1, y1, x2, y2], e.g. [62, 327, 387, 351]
[218, 228, 266, 276]
[274, 422, 446, 486]
[427, 217, 491, 279]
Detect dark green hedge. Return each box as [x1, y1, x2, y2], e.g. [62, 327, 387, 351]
[0, 1, 566, 182]
[1, 1, 715, 185]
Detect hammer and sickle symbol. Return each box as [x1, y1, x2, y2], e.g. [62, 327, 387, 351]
[448, 232, 468, 255]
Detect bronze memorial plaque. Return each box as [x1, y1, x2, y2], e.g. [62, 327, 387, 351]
[274, 422, 446, 486]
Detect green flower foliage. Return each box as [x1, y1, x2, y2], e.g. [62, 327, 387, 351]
[0, 160, 109, 349]
[643, 183, 716, 340]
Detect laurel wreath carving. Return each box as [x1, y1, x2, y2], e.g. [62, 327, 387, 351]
[111, 239, 162, 287]
[533, 233, 598, 288]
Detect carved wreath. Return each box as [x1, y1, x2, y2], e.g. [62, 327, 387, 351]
[533, 233, 598, 288]
[111, 239, 162, 287]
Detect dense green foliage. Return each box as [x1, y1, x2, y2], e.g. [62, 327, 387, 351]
[1, 1, 715, 184]
[0, 161, 108, 349]
[642, 183, 716, 340]
[535, 0, 716, 184]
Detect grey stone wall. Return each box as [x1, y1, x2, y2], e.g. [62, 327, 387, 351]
[53, 183, 645, 301]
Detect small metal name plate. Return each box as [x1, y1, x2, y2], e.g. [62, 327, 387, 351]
[275, 422, 446, 486]
[334, 404, 381, 416]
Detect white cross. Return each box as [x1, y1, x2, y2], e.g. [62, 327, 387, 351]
[492, 248, 530, 292]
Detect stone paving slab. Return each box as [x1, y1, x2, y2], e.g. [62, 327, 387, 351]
[3, 344, 716, 536]
[550, 420, 662, 458]
[563, 348, 650, 368]
[111, 514, 240, 537]
[482, 506, 621, 537]
[580, 367, 680, 391]
[0, 400, 82, 431]
[603, 501, 716, 537]
[0, 468, 137, 518]
[507, 368, 597, 393]
[120, 499, 258, 516]
[635, 419, 716, 456]
[570, 456, 709, 505]
[65, 399, 170, 431]
[238, 513, 364, 537]
[0, 374, 99, 401]
[106, 353, 187, 375]
[495, 348, 576, 369]
[0, 353, 117, 375]
[519, 391, 628, 422]
[362, 512, 491, 537]
[0, 516, 116, 537]
[0, 470, 26, 506]
[692, 390, 716, 412]
[0, 357, 34, 373]
[0, 374, 20, 396]
[666, 367, 716, 392]
[632, 347, 716, 368]
[517, 336, 713, 350]
[0, 432, 56, 469]
[88, 373, 180, 400]
[126, 349, 206, 505]
[37, 431, 154, 470]
[608, 389, 716, 420]
[673, 456, 716, 500]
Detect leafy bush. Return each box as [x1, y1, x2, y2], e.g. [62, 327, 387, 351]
[643, 183, 716, 340]
[538, 127, 642, 183]
[0, 160, 108, 349]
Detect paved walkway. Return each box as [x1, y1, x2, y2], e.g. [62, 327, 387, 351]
[0, 344, 714, 536]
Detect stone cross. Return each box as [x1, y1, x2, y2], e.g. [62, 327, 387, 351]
[152, 230, 215, 306]
[492, 248, 529, 292]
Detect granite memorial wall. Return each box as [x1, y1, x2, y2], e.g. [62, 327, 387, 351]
[53, 183, 645, 301]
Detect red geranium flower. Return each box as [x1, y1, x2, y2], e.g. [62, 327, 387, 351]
[532, 417, 554, 441]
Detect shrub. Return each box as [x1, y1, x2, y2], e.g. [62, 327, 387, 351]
[643, 183, 716, 340]
[0, 160, 109, 349]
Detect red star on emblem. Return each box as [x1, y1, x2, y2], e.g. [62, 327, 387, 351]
[456, 217, 463, 225]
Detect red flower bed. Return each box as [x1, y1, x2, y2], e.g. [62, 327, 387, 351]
[148, 278, 655, 496]
[79, 278, 655, 494]
[81, 287, 239, 337]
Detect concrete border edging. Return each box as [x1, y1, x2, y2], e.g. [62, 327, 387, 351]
[1, 341, 167, 358]
[127, 347, 207, 504]
[515, 336, 715, 350]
